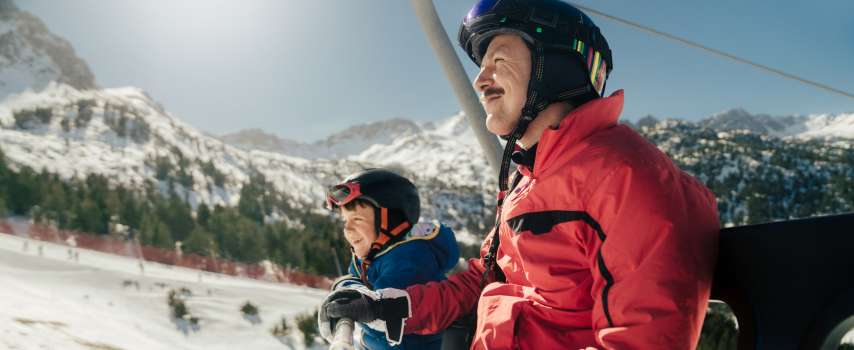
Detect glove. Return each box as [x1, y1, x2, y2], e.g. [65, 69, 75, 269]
[318, 275, 362, 344]
[318, 281, 411, 346]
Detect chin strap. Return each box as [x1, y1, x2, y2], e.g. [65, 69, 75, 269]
[482, 44, 549, 288]
[364, 207, 411, 266]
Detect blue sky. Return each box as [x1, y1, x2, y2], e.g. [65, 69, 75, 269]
[18, 0, 854, 142]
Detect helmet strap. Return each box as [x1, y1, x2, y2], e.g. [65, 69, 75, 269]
[482, 44, 550, 287]
[365, 207, 412, 262]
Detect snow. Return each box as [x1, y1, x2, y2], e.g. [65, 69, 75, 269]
[792, 113, 854, 140]
[351, 114, 493, 191]
[0, 232, 327, 350]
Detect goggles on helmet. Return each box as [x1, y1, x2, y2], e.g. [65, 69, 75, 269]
[325, 182, 379, 210]
[326, 182, 360, 209]
[465, 0, 500, 22]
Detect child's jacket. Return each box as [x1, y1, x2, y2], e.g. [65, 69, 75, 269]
[349, 221, 459, 350]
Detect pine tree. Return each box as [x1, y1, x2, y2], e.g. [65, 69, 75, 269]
[196, 203, 211, 228]
[183, 226, 215, 256]
[159, 194, 194, 241]
[238, 176, 266, 224]
[75, 197, 106, 234]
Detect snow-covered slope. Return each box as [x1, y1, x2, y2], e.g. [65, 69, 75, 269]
[0, 2, 96, 99]
[699, 108, 854, 140]
[789, 112, 854, 140]
[0, 232, 325, 350]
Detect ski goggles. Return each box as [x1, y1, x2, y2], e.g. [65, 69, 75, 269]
[459, 0, 553, 65]
[325, 182, 362, 210]
[465, 0, 500, 23]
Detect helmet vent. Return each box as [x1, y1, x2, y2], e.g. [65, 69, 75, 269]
[528, 8, 558, 28]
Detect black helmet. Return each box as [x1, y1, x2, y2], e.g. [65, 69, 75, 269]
[458, 0, 613, 191]
[326, 169, 420, 254]
[459, 0, 612, 104]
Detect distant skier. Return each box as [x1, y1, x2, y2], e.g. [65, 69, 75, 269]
[317, 169, 459, 349]
[318, 1, 719, 349]
[66, 234, 77, 261]
[175, 241, 183, 265]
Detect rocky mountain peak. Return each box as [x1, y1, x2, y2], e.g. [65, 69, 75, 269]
[0, 2, 96, 98]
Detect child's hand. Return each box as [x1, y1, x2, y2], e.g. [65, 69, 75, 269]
[318, 284, 411, 346]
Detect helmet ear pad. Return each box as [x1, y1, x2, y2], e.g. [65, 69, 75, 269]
[534, 47, 600, 107]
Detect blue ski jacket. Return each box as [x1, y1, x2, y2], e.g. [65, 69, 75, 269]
[348, 221, 459, 350]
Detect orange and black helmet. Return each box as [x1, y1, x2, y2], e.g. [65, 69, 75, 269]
[326, 168, 420, 255]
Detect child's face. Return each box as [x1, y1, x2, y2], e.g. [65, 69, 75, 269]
[340, 203, 378, 259]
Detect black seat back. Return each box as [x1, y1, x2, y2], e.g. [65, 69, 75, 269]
[711, 213, 854, 350]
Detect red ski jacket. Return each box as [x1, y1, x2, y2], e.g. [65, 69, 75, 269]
[405, 90, 720, 349]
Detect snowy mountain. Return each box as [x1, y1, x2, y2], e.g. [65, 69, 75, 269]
[627, 108, 854, 141]
[217, 129, 319, 160]
[0, 1, 96, 99]
[638, 118, 853, 226]
[2, 81, 852, 243]
[220, 118, 424, 160]
[696, 108, 854, 140]
[0, 83, 341, 210]
[4, 76, 846, 235]
[221, 113, 492, 189]
[0, 83, 493, 243]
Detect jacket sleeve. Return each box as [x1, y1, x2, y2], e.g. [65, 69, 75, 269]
[402, 234, 491, 335]
[582, 163, 720, 349]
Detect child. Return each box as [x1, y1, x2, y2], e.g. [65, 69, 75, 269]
[323, 168, 459, 350]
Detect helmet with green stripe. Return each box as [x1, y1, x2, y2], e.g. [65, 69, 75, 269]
[458, 0, 614, 193]
[459, 0, 613, 106]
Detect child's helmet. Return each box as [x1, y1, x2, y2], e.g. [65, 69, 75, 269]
[326, 169, 420, 252]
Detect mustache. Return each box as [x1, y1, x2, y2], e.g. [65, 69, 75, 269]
[480, 87, 505, 101]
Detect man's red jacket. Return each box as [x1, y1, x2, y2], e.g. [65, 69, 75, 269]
[404, 90, 720, 349]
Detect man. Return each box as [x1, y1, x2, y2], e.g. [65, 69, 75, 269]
[319, 1, 720, 349]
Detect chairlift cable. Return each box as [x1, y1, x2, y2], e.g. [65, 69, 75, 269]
[570, 2, 854, 100]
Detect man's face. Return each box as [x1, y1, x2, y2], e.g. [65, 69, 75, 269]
[474, 34, 532, 136]
[340, 203, 377, 259]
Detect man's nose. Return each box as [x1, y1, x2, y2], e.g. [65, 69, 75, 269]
[474, 65, 495, 93]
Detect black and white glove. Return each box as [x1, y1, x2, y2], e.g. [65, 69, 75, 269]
[317, 279, 411, 346]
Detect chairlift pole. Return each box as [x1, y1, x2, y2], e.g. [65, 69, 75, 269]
[329, 318, 355, 350]
[410, 0, 502, 176]
[331, 246, 344, 276]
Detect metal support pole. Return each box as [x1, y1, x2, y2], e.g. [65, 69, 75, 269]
[410, 0, 503, 176]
